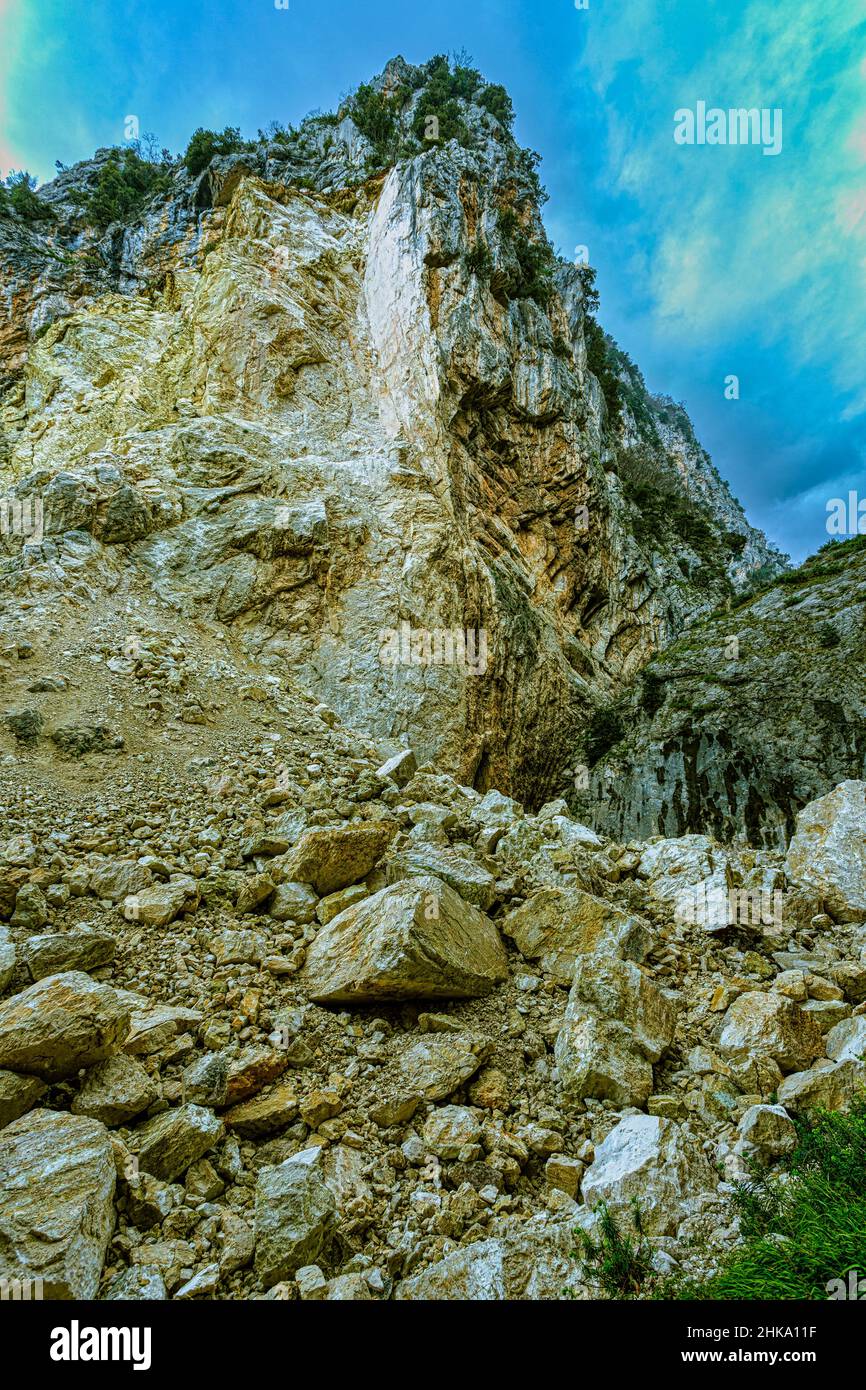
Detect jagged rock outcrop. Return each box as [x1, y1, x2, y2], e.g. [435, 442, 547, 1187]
[577, 538, 866, 845]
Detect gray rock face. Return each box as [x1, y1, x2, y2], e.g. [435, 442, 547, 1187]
[0, 53, 780, 811]
[301, 876, 507, 1003]
[254, 1159, 337, 1288]
[0, 1109, 116, 1298]
[0, 972, 131, 1080]
[579, 549, 866, 848]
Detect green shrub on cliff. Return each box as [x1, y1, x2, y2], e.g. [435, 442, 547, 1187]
[183, 126, 245, 177]
[2, 171, 55, 222]
[72, 148, 172, 233]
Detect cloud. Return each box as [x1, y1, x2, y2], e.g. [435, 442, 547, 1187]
[579, 0, 866, 422]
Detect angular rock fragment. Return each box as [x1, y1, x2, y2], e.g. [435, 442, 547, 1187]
[386, 844, 497, 910]
[131, 1103, 224, 1181]
[503, 886, 653, 983]
[0, 1070, 46, 1129]
[254, 1158, 337, 1288]
[718, 990, 824, 1074]
[302, 876, 507, 1003]
[0, 972, 131, 1080]
[282, 823, 393, 895]
[581, 1114, 716, 1236]
[23, 929, 116, 981]
[0, 1109, 116, 1298]
[72, 1054, 159, 1125]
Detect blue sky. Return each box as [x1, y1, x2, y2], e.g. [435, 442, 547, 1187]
[2, 0, 865, 562]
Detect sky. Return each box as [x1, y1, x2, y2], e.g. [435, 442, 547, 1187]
[1, 0, 865, 562]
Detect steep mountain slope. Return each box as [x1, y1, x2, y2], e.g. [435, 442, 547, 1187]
[0, 55, 783, 807]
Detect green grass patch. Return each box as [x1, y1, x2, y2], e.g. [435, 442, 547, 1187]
[673, 1098, 866, 1300]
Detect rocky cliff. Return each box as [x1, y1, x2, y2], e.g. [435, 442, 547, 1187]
[0, 54, 783, 808]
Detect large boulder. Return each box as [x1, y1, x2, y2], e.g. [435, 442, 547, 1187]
[778, 1058, 866, 1113]
[301, 876, 507, 1003]
[22, 929, 116, 981]
[0, 1109, 116, 1298]
[639, 835, 731, 930]
[396, 1215, 577, 1300]
[254, 1158, 337, 1288]
[282, 824, 393, 895]
[581, 1114, 716, 1236]
[556, 1013, 654, 1109]
[0, 972, 131, 1080]
[718, 991, 825, 1074]
[785, 781, 866, 922]
[502, 887, 652, 984]
[735, 1103, 798, 1160]
[555, 956, 677, 1108]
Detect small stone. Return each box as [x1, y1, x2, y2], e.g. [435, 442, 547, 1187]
[299, 1088, 342, 1128]
[223, 1081, 299, 1138]
[296, 1264, 328, 1300]
[545, 1153, 583, 1197]
[131, 1104, 224, 1181]
[468, 1067, 510, 1111]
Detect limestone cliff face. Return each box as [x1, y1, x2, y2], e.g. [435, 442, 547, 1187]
[0, 56, 782, 805]
[577, 538, 866, 848]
